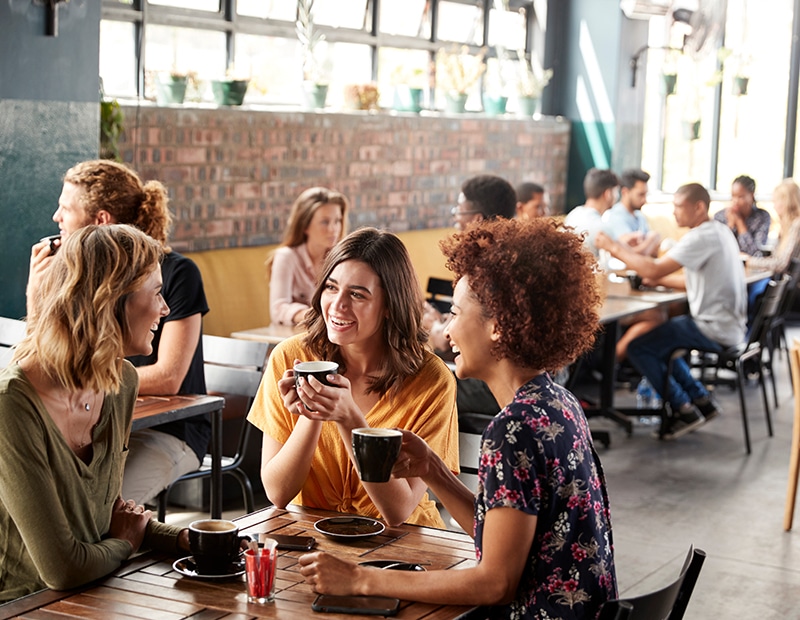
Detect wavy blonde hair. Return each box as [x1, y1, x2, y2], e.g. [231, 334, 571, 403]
[14, 225, 163, 393]
[64, 160, 173, 250]
[774, 178, 800, 244]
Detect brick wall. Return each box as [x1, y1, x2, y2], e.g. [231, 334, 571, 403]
[119, 105, 571, 253]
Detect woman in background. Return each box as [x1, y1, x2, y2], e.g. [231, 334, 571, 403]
[1, 225, 187, 603]
[267, 187, 348, 326]
[298, 218, 617, 619]
[249, 227, 458, 528]
[746, 178, 800, 274]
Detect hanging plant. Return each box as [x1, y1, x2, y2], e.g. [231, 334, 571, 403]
[100, 98, 124, 161]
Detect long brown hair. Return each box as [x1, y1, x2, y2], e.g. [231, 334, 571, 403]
[266, 186, 349, 274]
[14, 225, 163, 393]
[64, 160, 173, 250]
[302, 228, 426, 395]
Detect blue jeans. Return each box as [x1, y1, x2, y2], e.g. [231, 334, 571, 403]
[627, 315, 721, 410]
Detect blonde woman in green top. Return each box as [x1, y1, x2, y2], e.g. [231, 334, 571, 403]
[0, 225, 187, 602]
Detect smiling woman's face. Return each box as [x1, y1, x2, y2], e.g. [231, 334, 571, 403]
[320, 259, 386, 351]
[444, 277, 496, 381]
[123, 265, 170, 357]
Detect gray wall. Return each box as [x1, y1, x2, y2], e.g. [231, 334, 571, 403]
[0, 1, 100, 319]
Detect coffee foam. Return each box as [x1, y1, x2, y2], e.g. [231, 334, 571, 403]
[190, 519, 237, 533]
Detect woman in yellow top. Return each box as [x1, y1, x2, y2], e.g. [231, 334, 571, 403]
[247, 228, 458, 527]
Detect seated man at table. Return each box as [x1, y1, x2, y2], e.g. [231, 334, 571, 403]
[714, 175, 771, 256]
[564, 167, 619, 257]
[603, 168, 661, 257]
[596, 182, 747, 439]
[514, 181, 549, 220]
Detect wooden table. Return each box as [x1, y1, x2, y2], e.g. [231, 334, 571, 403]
[231, 324, 300, 345]
[0, 505, 477, 619]
[133, 394, 225, 519]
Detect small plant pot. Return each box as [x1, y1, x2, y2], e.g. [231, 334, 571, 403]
[516, 95, 539, 117]
[733, 76, 749, 96]
[445, 93, 468, 114]
[661, 73, 677, 96]
[303, 82, 328, 109]
[155, 74, 188, 105]
[211, 79, 249, 106]
[483, 94, 508, 116]
[683, 120, 701, 141]
[393, 85, 423, 113]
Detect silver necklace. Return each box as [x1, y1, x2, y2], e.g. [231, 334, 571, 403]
[69, 391, 97, 449]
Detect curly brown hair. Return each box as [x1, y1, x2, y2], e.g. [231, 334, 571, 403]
[64, 160, 173, 250]
[439, 218, 601, 371]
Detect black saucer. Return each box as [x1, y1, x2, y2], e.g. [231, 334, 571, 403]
[172, 555, 245, 579]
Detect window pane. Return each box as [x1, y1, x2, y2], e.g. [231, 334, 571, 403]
[434, 47, 485, 111]
[488, 7, 526, 50]
[314, 0, 368, 30]
[437, 1, 484, 46]
[148, 0, 219, 11]
[144, 25, 226, 102]
[379, 0, 431, 38]
[377, 47, 430, 108]
[326, 43, 372, 107]
[718, 0, 790, 192]
[237, 0, 296, 20]
[234, 34, 302, 104]
[100, 20, 137, 98]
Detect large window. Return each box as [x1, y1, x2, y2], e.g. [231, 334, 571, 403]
[100, 0, 540, 112]
[641, 0, 796, 194]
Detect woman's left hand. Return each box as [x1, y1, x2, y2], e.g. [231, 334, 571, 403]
[298, 551, 361, 595]
[294, 373, 358, 423]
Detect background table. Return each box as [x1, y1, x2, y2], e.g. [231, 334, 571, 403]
[0, 505, 477, 619]
[133, 394, 225, 519]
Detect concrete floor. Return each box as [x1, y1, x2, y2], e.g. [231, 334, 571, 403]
[167, 328, 800, 619]
[587, 328, 800, 619]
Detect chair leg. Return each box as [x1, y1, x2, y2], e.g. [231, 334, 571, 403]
[735, 361, 752, 455]
[229, 468, 255, 514]
[757, 359, 774, 437]
[785, 410, 800, 530]
[157, 488, 169, 523]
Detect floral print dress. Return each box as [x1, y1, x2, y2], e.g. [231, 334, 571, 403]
[472, 373, 617, 619]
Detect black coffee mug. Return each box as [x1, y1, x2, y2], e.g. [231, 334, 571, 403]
[188, 519, 249, 575]
[294, 361, 339, 390]
[352, 427, 403, 483]
[627, 273, 644, 291]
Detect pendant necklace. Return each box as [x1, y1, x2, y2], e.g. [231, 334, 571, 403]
[69, 391, 98, 449]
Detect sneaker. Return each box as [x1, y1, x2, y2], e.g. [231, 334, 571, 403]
[693, 396, 720, 422]
[659, 406, 705, 440]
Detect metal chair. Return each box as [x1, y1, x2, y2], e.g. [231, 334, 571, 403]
[0, 317, 27, 369]
[765, 258, 800, 404]
[662, 276, 788, 454]
[156, 335, 270, 521]
[597, 547, 706, 620]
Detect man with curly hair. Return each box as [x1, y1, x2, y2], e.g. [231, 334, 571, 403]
[299, 218, 617, 619]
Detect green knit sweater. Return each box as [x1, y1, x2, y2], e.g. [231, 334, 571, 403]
[0, 361, 181, 603]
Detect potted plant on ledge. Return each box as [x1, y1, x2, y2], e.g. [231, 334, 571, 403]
[211, 65, 250, 106]
[515, 49, 552, 117]
[436, 45, 486, 114]
[297, 0, 329, 109]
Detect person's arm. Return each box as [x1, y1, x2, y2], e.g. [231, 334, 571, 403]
[392, 429, 475, 532]
[735, 210, 771, 256]
[270, 249, 311, 326]
[135, 314, 201, 395]
[746, 218, 800, 273]
[299, 506, 537, 606]
[26, 239, 60, 316]
[596, 231, 682, 280]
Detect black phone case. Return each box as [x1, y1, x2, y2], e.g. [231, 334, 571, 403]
[311, 595, 400, 616]
[267, 534, 316, 551]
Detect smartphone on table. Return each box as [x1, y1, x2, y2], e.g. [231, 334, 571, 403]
[266, 533, 316, 551]
[312, 594, 400, 616]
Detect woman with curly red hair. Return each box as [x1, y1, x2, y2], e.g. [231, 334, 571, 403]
[299, 218, 617, 619]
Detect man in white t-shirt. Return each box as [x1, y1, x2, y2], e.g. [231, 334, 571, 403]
[596, 183, 746, 440]
[564, 168, 619, 256]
